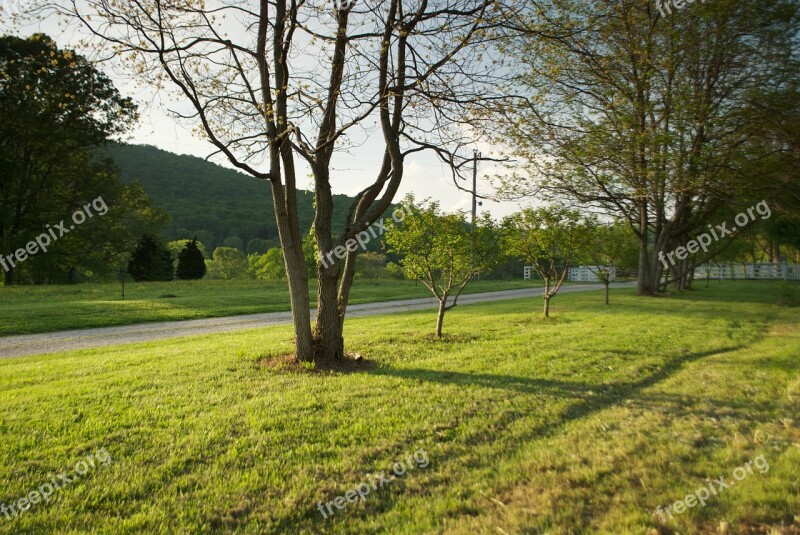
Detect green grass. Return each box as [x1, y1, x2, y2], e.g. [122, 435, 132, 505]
[0, 281, 798, 534]
[0, 278, 535, 335]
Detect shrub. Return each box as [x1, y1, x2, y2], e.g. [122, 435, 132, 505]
[128, 235, 174, 282]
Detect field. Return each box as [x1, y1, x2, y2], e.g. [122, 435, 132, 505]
[0, 281, 797, 533]
[0, 278, 535, 336]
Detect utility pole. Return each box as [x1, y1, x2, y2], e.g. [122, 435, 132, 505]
[472, 149, 481, 227]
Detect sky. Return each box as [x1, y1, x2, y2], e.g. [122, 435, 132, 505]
[3, 2, 533, 220]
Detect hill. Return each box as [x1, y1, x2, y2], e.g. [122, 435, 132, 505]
[102, 144, 356, 253]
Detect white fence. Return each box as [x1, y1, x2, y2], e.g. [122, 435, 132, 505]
[524, 265, 616, 282]
[694, 262, 800, 281]
[569, 265, 616, 282]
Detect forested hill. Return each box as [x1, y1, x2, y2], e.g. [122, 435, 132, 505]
[101, 144, 356, 253]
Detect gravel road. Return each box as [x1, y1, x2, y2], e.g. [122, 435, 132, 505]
[0, 282, 636, 358]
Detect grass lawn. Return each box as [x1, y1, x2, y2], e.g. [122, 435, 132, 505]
[0, 281, 798, 534]
[0, 278, 536, 336]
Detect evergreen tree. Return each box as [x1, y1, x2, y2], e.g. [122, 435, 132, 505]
[127, 236, 174, 282]
[176, 238, 207, 280]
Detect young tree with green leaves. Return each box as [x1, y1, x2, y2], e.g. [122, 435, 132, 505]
[385, 197, 500, 338]
[585, 220, 638, 305]
[502, 207, 590, 318]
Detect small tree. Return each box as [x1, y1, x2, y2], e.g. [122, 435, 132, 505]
[176, 238, 207, 280]
[502, 207, 589, 318]
[385, 197, 499, 338]
[585, 220, 638, 304]
[127, 235, 174, 282]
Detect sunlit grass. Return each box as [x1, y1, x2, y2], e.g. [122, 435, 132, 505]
[0, 278, 535, 335]
[0, 281, 797, 533]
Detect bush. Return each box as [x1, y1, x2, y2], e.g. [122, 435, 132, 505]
[205, 247, 249, 279]
[128, 235, 174, 282]
[249, 248, 285, 280]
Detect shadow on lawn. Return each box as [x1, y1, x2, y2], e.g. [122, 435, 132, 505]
[368, 343, 748, 446]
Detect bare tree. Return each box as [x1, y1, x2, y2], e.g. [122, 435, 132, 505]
[44, 0, 510, 361]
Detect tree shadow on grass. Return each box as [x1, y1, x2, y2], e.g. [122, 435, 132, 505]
[367, 344, 748, 447]
[270, 343, 760, 533]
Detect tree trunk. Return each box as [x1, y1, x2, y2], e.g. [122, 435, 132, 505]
[279, 233, 314, 361]
[604, 281, 609, 305]
[436, 298, 446, 338]
[4, 267, 13, 286]
[541, 276, 550, 318]
[636, 202, 662, 295]
[269, 156, 314, 362]
[314, 272, 345, 360]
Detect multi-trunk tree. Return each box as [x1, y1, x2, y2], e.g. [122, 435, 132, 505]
[46, 0, 508, 361]
[490, 0, 799, 295]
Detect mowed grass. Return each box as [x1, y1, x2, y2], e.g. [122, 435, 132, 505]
[0, 281, 798, 534]
[0, 278, 535, 336]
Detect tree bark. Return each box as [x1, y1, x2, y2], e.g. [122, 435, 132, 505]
[314, 271, 345, 360]
[436, 299, 446, 338]
[543, 276, 551, 318]
[636, 202, 655, 295]
[270, 170, 314, 362]
[604, 282, 609, 305]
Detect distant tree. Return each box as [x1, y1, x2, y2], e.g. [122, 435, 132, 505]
[167, 239, 207, 260]
[355, 252, 390, 279]
[128, 236, 174, 282]
[585, 220, 638, 305]
[384, 262, 406, 280]
[222, 236, 244, 251]
[176, 238, 207, 280]
[385, 197, 500, 338]
[502, 207, 590, 318]
[249, 248, 286, 280]
[206, 247, 249, 280]
[193, 230, 216, 252]
[246, 238, 270, 256]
